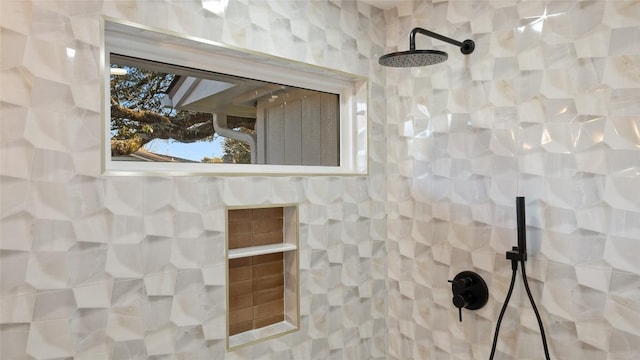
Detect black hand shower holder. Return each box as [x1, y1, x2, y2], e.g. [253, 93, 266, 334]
[489, 197, 551, 360]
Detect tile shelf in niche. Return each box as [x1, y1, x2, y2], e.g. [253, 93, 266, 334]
[228, 322, 298, 350]
[228, 243, 297, 259]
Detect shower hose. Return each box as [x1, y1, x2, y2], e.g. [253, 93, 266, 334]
[488, 259, 551, 360]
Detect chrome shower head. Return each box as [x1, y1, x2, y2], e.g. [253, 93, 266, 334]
[379, 27, 475, 67]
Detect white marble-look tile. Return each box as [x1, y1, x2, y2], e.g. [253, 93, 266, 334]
[610, 88, 640, 116]
[142, 177, 173, 214]
[0, 323, 30, 359]
[105, 306, 144, 342]
[0, 212, 33, 252]
[603, 55, 640, 89]
[108, 217, 144, 244]
[603, 1, 640, 28]
[32, 289, 76, 321]
[0, 292, 36, 324]
[104, 179, 144, 218]
[26, 318, 74, 359]
[603, 235, 640, 275]
[73, 281, 114, 309]
[143, 271, 176, 297]
[25, 251, 70, 290]
[4, 0, 640, 359]
[200, 263, 224, 286]
[170, 291, 202, 327]
[603, 295, 640, 337]
[105, 243, 143, 279]
[144, 325, 177, 356]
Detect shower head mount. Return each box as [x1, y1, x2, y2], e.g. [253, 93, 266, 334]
[379, 27, 475, 67]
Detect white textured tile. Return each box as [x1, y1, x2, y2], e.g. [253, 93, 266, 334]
[0, 69, 32, 108]
[104, 179, 144, 217]
[201, 313, 226, 340]
[26, 319, 74, 359]
[143, 207, 175, 237]
[603, 1, 640, 28]
[603, 55, 640, 89]
[25, 251, 70, 290]
[32, 289, 77, 321]
[105, 244, 143, 279]
[608, 328, 640, 359]
[106, 306, 144, 342]
[0, 323, 30, 359]
[384, 1, 640, 359]
[143, 177, 173, 214]
[23, 37, 71, 85]
[603, 296, 640, 337]
[73, 281, 114, 308]
[604, 236, 640, 275]
[202, 264, 226, 286]
[4, 0, 640, 359]
[170, 292, 202, 326]
[0, 212, 33, 251]
[0, 293, 36, 324]
[576, 266, 611, 293]
[144, 325, 177, 356]
[604, 116, 640, 150]
[142, 271, 176, 296]
[610, 88, 640, 116]
[609, 209, 640, 238]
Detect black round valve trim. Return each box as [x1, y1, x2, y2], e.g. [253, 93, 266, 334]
[449, 271, 489, 322]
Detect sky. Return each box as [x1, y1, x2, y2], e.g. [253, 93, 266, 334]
[144, 136, 225, 162]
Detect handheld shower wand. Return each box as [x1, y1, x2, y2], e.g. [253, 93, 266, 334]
[505, 197, 527, 267]
[489, 197, 551, 360]
[516, 196, 527, 260]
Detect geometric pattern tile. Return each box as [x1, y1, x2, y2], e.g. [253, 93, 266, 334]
[2, 0, 640, 360]
[0, 0, 386, 359]
[385, 1, 640, 360]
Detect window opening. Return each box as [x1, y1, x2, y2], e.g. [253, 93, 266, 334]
[103, 18, 368, 175]
[109, 54, 339, 166]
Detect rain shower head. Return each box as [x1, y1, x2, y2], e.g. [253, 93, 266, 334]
[379, 27, 475, 67]
[379, 49, 448, 67]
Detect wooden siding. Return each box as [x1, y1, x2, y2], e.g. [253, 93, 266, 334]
[257, 89, 339, 166]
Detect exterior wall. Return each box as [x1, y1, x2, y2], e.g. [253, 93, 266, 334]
[385, 1, 640, 359]
[0, 1, 387, 358]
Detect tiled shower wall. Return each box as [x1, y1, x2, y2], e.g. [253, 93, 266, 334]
[0, 1, 387, 358]
[385, 1, 640, 359]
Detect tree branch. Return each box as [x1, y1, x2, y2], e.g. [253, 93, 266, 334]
[111, 104, 171, 124]
[110, 104, 257, 156]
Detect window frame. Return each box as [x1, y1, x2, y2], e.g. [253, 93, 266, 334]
[101, 18, 368, 176]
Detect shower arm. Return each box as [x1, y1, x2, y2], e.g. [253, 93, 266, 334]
[409, 27, 475, 54]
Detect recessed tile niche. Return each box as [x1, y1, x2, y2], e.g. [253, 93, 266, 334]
[226, 205, 299, 350]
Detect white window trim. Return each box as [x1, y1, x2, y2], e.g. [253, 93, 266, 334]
[101, 17, 369, 176]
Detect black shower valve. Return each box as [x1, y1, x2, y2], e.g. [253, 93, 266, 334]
[448, 271, 489, 322]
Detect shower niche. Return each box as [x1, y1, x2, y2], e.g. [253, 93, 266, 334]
[226, 204, 299, 350]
